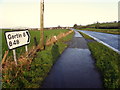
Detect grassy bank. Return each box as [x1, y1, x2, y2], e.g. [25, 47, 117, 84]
[78, 31, 94, 40]
[79, 31, 120, 88]
[2, 29, 69, 59]
[79, 28, 120, 35]
[2, 31, 74, 88]
[88, 22, 118, 29]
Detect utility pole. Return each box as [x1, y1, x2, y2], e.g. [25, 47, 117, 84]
[40, 0, 44, 49]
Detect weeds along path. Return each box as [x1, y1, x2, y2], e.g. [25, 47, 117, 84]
[42, 30, 102, 88]
[79, 31, 120, 88]
[1, 29, 69, 59]
[2, 30, 74, 88]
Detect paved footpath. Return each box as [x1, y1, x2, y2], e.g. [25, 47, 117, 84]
[42, 30, 103, 88]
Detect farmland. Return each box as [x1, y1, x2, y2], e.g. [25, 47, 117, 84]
[75, 22, 120, 34]
[1, 29, 69, 59]
[2, 29, 74, 88]
[87, 22, 118, 29]
[80, 28, 120, 35]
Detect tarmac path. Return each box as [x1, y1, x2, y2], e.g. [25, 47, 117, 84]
[42, 30, 102, 88]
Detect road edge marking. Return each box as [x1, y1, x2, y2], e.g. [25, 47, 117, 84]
[79, 31, 120, 54]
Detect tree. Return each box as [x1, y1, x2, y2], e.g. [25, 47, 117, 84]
[73, 24, 78, 28]
[95, 21, 100, 29]
[58, 25, 61, 28]
[118, 21, 120, 29]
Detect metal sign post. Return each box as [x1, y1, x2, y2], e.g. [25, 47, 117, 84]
[5, 30, 30, 64]
[25, 45, 28, 57]
[25, 45, 28, 52]
[13, 49, 17, 65]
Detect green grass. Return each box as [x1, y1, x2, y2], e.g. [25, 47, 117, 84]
[76, 22, 119, 34]
[78, 31, 94, 40]
[88, 22, 118, 28]
[100, 23, 117, 27]
[2, 30, 74, 88]
[79, 28, 120, 35]
[1, 29, 69, 59]
[88, 42, 120, 88]
[79, 31, 120, 88]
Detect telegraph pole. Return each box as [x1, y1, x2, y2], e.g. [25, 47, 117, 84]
[40, 0, 44, 49]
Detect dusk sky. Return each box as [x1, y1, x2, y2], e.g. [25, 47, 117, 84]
[0, 0, 119, 28]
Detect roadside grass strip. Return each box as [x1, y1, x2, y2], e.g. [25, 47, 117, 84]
[78, 31, 94, 40]
[79, 31, 120, 88]
[79, 31, 120, 54]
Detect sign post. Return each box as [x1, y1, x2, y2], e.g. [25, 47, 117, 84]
[25, 45, 28, 52]
[13, 49, 17, 65]
[5, 30, 30, 64]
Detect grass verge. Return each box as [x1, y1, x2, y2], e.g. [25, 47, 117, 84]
[79, 31, 120, 88]
[78, 31, 94, 40]
[2, 31, 74, 88]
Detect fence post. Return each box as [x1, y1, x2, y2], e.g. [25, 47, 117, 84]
[1, 51, 9, 65]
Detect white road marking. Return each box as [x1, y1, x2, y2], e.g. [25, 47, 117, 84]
[80, 32, 120, 54]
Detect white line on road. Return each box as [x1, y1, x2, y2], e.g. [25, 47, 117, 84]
[79, 31, 120, 54]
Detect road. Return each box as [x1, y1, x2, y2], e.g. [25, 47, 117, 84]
[42, 30, 102, 88]
[78, 30, 120, 52]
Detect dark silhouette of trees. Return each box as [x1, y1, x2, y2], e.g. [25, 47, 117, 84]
[73, 24, 78, 28]
[95, 21, 100, 29]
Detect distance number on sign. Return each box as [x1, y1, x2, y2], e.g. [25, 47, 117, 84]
[9, 39, 20, 47]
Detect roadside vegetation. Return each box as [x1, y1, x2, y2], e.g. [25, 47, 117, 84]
[79, 31, 120, 88]
[78, 31, 93, 40]
[80, 28, 120, 35]
[2, 29, 68, 59]
[87, 22, 118, 29]
[74, 21, 120, 35]
[2, 29, 74, 88]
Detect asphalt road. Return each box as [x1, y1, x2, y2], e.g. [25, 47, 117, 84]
[78, 30, 120, 51]
[42, 30, 102, 88]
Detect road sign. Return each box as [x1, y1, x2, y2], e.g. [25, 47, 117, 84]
[5, 30, 30, 50]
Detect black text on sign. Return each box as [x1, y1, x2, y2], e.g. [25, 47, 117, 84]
[5, 30, 30, 50]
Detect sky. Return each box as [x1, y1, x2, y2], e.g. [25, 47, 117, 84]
[0, 0, 119, 28]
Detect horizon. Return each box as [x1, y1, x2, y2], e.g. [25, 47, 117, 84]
[0, 20, 118, 29]
[0, 0, 119, 28]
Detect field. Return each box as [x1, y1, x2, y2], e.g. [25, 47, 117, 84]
[87, 22, 118, 29]
[76, 22, 119, 34]
[79, 31, 120, 88]
[80, 28, 120, 35]
[2, 29, 74, 88]
[1, 29, 69, 59]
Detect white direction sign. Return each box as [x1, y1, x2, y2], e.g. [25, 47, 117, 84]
[5, 30, 30, 50]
